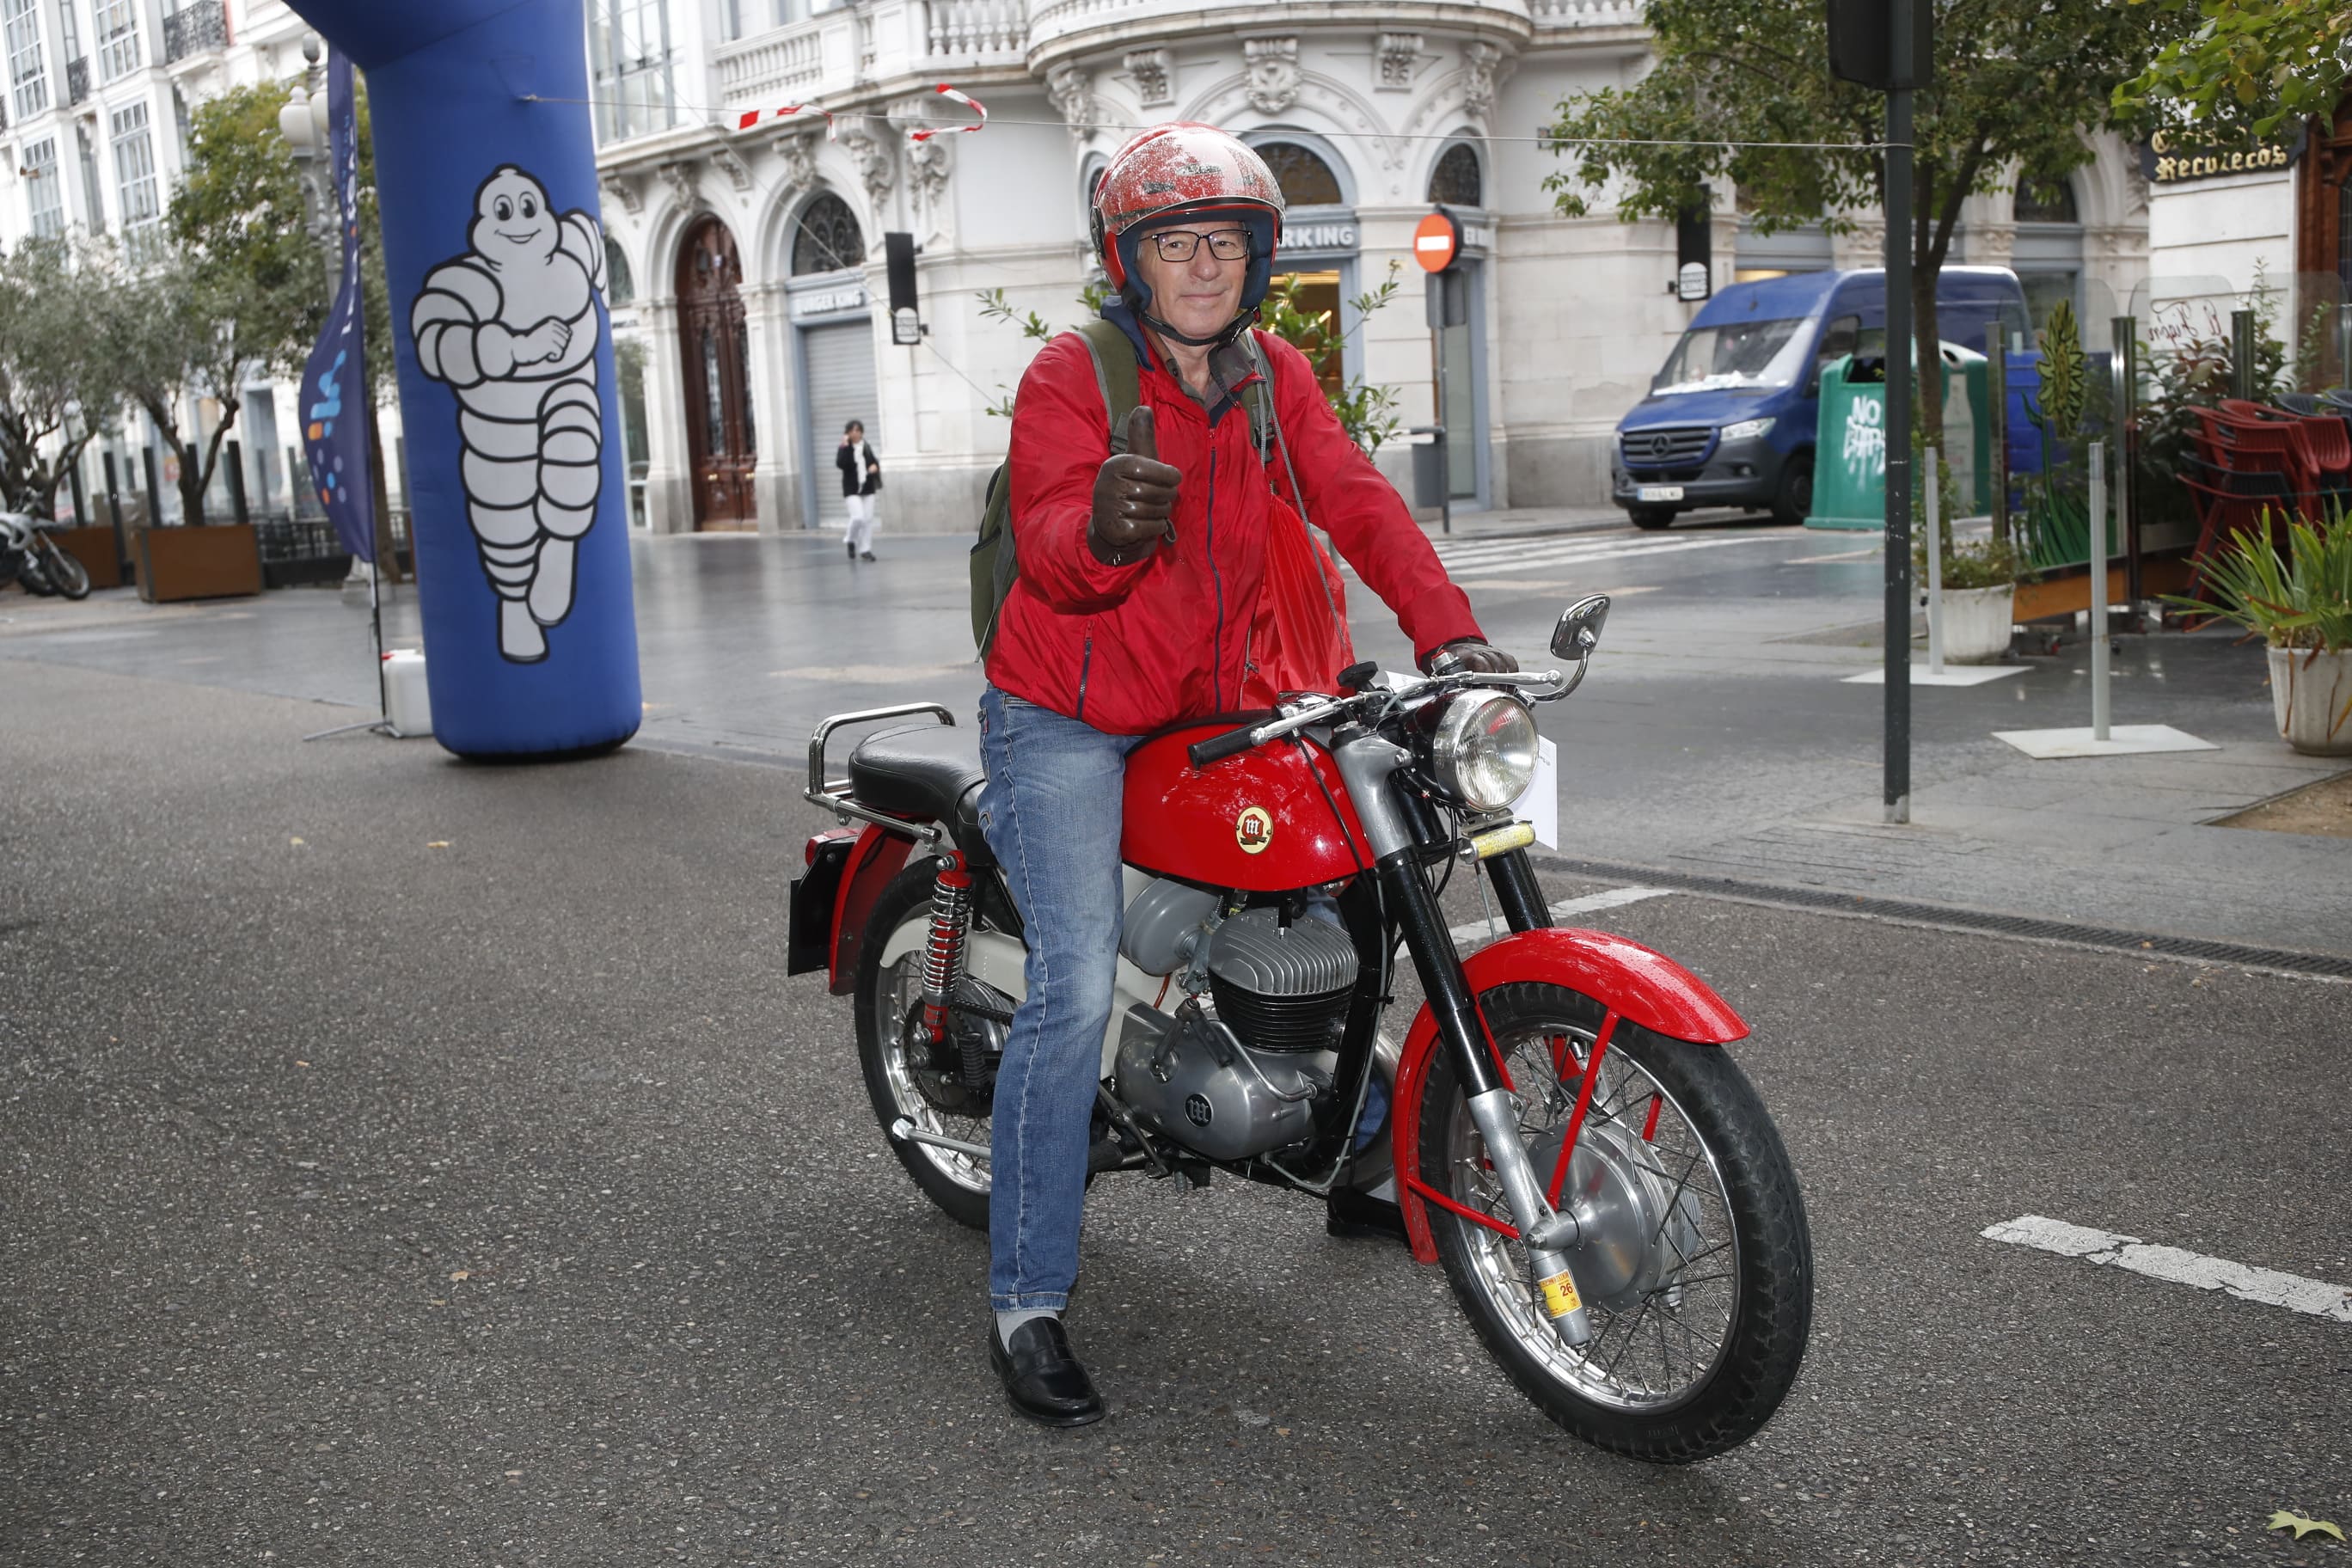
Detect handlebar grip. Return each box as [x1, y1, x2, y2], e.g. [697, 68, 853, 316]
[1187, 726, 1260, 769]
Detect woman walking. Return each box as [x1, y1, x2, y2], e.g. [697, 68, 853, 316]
[837, 420, 881, 560]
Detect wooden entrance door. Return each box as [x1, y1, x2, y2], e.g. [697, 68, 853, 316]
[677, 217, 757, 530]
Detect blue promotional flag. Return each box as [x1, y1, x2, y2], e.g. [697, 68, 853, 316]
[300, 49, 373, 561]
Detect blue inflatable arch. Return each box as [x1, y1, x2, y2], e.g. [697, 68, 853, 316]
[288, 0, 641, 759]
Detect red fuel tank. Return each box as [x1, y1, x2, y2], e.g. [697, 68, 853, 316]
[1122, 724, 1373, 891]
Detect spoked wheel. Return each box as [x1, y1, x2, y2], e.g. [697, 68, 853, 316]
[35, 537, 89, 599]
[853, 862, 1002, 1231]
[1418, 982, 1812, 1462]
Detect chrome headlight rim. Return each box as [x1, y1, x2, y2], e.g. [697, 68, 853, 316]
[1430, 691, 1540, 813]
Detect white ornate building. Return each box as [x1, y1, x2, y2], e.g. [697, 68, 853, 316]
[590, 1, 2151, 535]
[0, 2, 2158, 530]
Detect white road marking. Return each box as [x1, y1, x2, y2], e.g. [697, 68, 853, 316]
[1448, 885, 1669, 946]
[1982, 1214, 2352, 1323]
[1435, 535, 1773, 575]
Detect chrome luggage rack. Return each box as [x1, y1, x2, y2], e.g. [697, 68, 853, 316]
[802, 701, 959, 845]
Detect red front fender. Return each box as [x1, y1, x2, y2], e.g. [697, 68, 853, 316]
[1389, 927, 1748, 1264]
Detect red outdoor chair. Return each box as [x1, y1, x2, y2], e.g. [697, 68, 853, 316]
[2177, 461, 2294, 599]
[2189, 407, 2320, 501]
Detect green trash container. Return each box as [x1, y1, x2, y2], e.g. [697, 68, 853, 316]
[1804, 353, 1886, 530]
[1804, 346, 1991, 530]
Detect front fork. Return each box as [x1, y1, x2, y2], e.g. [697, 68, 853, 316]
[1382, 843, 1595, 1347]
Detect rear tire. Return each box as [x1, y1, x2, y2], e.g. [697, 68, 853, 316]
[1418, 983, 1812, 1462]
[854, 861, 997, 1232]
[1627, 507, 1675, 531]
[1769, 455, 1814, 527]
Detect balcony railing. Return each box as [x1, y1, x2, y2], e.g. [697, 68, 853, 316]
[163, 1, 229, 63]
[713, 0, 1026, 121]
[1528, 0, 1643, 26]
[65, 56, 89, 105]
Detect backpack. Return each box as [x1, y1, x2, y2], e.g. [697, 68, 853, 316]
[970, 320, 1282, 657]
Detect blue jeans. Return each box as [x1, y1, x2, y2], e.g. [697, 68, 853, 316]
[974, 685, 1141, 1313]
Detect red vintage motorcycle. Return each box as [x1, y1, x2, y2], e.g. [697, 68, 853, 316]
[789, 597, 1812, 1461]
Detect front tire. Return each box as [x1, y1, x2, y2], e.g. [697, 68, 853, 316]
[1626, 506, 1675, 531]
[1769, 455, 1814, 527]
[1418, 983, 1811, 1462]
[853, 861, 998, 1231]
[37, 538, 89, 599]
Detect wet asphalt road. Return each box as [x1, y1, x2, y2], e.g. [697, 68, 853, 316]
[4, 662, 2347, 1567]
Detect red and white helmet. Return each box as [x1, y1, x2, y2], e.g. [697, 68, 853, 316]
[1092, 123, 1285, 337]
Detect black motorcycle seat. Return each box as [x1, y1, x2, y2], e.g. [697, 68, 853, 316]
[846, 724, 991, 867]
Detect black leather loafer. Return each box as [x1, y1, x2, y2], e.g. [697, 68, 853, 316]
[989, 1318, 1105, 1428]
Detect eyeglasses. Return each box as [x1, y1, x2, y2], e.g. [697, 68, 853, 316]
[1144, 228, 1252, 262]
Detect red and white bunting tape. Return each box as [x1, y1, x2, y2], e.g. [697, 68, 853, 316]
[735, 104, 836, 139]
[906, 83, 986, 141]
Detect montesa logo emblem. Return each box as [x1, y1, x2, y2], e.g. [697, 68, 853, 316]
[1234, 806, 1273, 854]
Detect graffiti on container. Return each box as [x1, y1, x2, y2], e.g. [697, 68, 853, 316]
[1841, 395, 1885, 482]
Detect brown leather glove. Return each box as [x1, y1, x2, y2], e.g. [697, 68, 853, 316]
[1088, 406, 1182, 567]
[1422, 639, 1520, 676]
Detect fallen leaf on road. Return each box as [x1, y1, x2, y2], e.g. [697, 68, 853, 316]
[2270, 1510, 2344, 1541]
[426, 841, 450, 849]
[449, 1270, 470, 1281]
[289, 837, 305, 847]
[294, 1060, 310, 1069]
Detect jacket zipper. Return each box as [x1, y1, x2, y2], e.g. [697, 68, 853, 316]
[1075, 626, 1093, 722]
[1207, 446, 1224, 709]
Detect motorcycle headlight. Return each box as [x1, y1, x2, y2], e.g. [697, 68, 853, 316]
[1719, 416, 1774, 442]
[1430, 692, 1540, 813]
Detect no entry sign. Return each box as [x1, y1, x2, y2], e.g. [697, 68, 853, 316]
[1412, 209, 1461, 273]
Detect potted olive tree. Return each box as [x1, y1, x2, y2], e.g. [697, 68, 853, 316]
[2167, 514, 2352, 756]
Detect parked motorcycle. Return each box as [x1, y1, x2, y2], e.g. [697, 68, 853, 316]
[790, 597, 1812, 1461]
[0, 512, 92, 600]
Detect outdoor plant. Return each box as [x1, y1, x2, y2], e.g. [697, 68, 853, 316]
[2164, 509, 2352, 652]
[2019, 297, 2114, 571]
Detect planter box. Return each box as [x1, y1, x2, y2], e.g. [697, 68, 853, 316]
[135, 524, 262, 603]
[1938, 584, 2016, 664]
[2268, 646, 2352, 756]
[52, 525, 125, 590]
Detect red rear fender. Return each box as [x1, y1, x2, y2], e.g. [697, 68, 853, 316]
[828, 825, 916, 995]
[1389, 927, 1747, 1263]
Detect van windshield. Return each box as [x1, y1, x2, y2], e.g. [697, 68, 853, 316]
[1651, 315, 1814, 395]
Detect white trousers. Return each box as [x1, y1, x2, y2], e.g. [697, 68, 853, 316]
[843, 493, 879, 553]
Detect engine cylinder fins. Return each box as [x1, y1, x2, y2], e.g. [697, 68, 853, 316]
[1203, 908, 1359, 1052]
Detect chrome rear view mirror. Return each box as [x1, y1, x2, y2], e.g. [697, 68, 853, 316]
[1551, 595, 1611, 661]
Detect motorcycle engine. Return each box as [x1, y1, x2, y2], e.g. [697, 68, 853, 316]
[1112, 910, 1358, 1162]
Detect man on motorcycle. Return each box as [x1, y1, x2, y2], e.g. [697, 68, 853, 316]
[977, 121, 1516, 1426]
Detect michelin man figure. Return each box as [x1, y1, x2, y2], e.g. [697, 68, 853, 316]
[412, 166, 608, 664]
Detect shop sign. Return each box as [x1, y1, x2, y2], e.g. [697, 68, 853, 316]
[2140, 125, 2304, 184]
[792, 285, 867, 319]
[1285, 221, 1357, 252]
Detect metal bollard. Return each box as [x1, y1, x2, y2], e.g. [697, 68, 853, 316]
[2089, 441, 2110, 743]
[1924, 446, 1943, 677]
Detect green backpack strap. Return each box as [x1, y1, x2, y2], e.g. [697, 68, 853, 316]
[972, 323, 1144, 658]
[1073, 319, 1142, 453]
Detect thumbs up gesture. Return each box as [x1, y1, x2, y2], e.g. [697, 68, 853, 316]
[1088, 405, 1183, 567]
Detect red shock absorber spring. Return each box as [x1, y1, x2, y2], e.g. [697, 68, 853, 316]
[918, 854, 974, 1044]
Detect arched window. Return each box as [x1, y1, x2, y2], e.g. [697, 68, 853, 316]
[2013, 177, 2079, 224]
[1428, 144, 1482, 208]
[1257, 141, 1344, 206]
[792, 193, 864, 275]
[605, 236, 635, 305]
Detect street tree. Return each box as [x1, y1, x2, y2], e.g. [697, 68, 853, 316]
[1543, 0, 2177, 438]
[2115, 0, 2352, 138]
[100, 252, 309, 524]
[0, 238, 121, 518]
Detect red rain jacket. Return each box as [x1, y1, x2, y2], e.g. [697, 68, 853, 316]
[987, 325, 1483, 735]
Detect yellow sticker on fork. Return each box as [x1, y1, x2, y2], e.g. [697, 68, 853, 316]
[1539, 1270, 1583, 1319]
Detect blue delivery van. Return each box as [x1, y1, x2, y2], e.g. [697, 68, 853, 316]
[1613, 267, 2031, 529]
